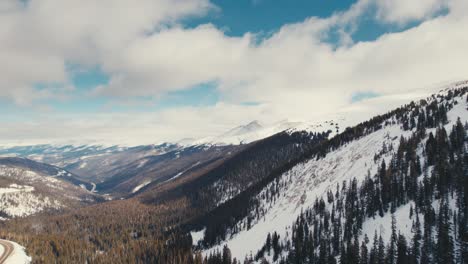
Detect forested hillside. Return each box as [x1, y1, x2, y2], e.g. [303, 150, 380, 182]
[202, 86, 468, 264]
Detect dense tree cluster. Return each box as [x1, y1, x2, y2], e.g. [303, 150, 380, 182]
[0, 198, 200, 263]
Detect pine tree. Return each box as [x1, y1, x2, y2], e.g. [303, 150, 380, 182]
[265, 233, 272, 253]
[378, 234, 386, 264]
[387, 214, 397, 264]
[272, 232, 280, 262]
[410, 213, 421, 264]
[421, 213, 433, 264]
[435, 198, 454, 264]
[222, 245, 232, 264]
[370, 231, 379, 264]
[396, 233, 408, 264]
[360, 240, 369, 264]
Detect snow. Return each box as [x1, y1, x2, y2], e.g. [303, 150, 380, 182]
[137, 159, 148, 168]
[191, 119, 340, 146]
[90, 182, 97, 192]
[55, 170, 67, 177]
[78, 161, 87, 169]
[0, 166, 79, 218]
[0, 189, 62, 217]
[360, 202, 417, 244]
[163, 161, 202, 183]
[0, 239, 31, 264]
[204, 123, 408, 259]
[202, 91, 467, 260]
[132, 181, 151, 193]
[0, 184, 34, 194]
[361, 195, 459, 250]
[191, 228, 206, 246]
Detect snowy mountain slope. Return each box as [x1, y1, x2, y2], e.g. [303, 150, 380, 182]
[222, 121, 264, 137]
[200, 86, 468, 260]
[0, 159, 101, 219]
[202, 121, 409, 258]
[0, 157, 93, 191]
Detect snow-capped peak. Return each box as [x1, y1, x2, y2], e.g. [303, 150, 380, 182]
[221, 121, 264, 137]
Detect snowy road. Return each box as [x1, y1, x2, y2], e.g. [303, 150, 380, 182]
[0, 240, 14, 264]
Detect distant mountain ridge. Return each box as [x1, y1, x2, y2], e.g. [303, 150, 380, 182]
[0, 157, 93, 191]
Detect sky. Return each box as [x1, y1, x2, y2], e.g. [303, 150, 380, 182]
[0, 0, 467, 146]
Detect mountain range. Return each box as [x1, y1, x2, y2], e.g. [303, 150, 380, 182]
[0, 81, 466, 263]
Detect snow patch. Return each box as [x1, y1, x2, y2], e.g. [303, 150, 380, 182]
[163, 161, 201, 183]
[132, 181, 151, 193]
[191, 228, 206, 246]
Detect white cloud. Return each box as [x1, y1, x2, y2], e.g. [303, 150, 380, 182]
[0, 0, 213, 104]
[0, 0, 467, 145]
[96, 1, 467, 114]
[375, 0, 449, 24]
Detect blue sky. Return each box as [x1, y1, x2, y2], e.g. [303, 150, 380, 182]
[187, 0, 356, 36]
[0, 0, 465, 145]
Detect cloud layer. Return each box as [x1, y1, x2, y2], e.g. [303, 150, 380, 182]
[0, 0, 467, 145]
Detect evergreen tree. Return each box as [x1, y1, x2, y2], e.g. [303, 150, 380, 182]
[421, 212, 434, 264]
[396, 233, 408, 264]
[378, 234, 386, 264]
[370, 231, 379, 264]
[222, 245, 232, 264]
[360, 240, 369, 264]
[387, 215, 397, 264]
[435, 198, 454, 264]
[410, 212, 421, 264]
[265, 233, 271, 253]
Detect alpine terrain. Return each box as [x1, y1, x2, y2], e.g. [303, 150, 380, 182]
[0, 82, 466, 264]
[1, 1, 467, 263]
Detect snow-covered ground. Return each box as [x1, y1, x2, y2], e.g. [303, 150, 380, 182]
[0, 166, 90, 219]
[202, 90, 467, 260]
[0, 240, 31, 264]
[360, 202, 416, 244]
[0, 184, 61, 218]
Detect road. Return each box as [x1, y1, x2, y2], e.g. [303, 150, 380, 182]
[0, 240, 14, 264]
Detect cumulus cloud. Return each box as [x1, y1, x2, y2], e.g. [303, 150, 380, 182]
[0, 0, 213, 104]
[95, 0, 467, 115]
[375, 0, 450, 24]
[0, 0, 467, 144]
